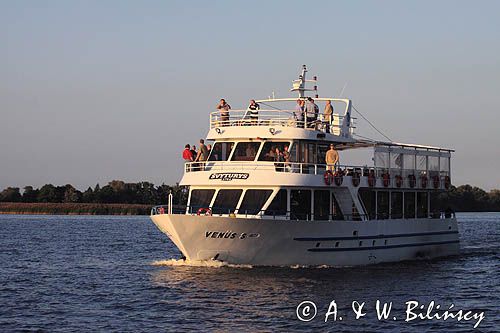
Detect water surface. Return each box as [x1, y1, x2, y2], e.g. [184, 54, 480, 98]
[0, 213, 498, 332]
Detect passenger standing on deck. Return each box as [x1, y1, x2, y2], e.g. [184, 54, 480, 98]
[294, 99, 305, 127]
[305, 97, 318, 128]
[324, 100, 333, 132]
[196, 139, 209, 162]
[182, 144, 194, 162]
[326, 144, 339, 171]
[190, 145, 197, 160]
[217, 99, 231, 126]
[274, 147, 285, 172]
[248, 99, 260, 124]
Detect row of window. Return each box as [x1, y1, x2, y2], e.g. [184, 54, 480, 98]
[207, 140, 335, 165]
[190, 188, 443, 220]
[188, 188, 342, 220]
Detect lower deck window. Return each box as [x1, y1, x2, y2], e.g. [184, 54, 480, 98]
[314, 190, 330, 220]
[291, 190, 311, 220]
[264, 189, 287, 216]
[212, 189, 242, 215]
[189, 189, 215, 214]
[238, 190, 273, 215]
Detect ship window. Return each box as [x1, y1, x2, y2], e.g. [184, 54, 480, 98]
[258, 142, 291, 161]
[208, 142, 234, 161]
[212, 189, 243, 215]
[404, 192, 416, 219]
[231, 142, 261, 161]
[317, 144, 329, 165]
[377, 191, 389, 219]
[189, 189, 215, 213]
[417, 192, 428, 218]
[264, 189, 287, 216]
[291, 190, 311, 220]
[359, 189, 376, 220]
[238, 190, 273, 215]
[314, 190, 330, 220]
[391, 191, 403, 219]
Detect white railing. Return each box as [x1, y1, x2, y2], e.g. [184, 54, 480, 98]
[184, 161, 451, 187]
[209, 109, 356, 135]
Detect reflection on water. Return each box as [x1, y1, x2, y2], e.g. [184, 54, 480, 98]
[0, 213, 498, 332]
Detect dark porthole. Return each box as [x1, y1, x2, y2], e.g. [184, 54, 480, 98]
[384, 240, 388, 245]
[353, 230, 358, 236]
[372, 240, 376, 246]
[359, 241, 363, 247]
[335, 242, 340, 248]
[315, 242, 320, 248]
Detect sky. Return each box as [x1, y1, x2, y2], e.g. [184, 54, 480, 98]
[1, 0, 499, 191]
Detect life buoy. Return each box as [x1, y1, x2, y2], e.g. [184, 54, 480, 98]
[158, 207, 165, 214]
[444, 175, 451, 190]
[432, 175, 440, 189]
[334, 171, 343, 186]
[352, 172, 360, 187]
[395, 175, 403, 188]
[420, 175, 428, 188]
[408, 174, 416, 188]
[197, 207, 212, 216]
[382, 173, 390, 187]
[324, 170, 333, 186]
[368, 171, 376, 187]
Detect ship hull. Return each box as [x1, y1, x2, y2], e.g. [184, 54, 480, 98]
[150, 215, 460, 266]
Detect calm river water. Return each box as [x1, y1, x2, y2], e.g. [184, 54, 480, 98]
[0, 213, 498, 332]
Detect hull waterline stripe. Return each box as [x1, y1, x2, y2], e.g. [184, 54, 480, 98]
[307, 240, 460, 252]
[294, 230, 458, 242]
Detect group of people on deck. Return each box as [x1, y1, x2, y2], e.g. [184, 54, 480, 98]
[294, 98, 334, 130]
[216, 98, 334, 130]
[182, 139, 211, 163]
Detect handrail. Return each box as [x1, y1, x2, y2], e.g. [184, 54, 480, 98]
[209, 109, 356, 135]
[151, 205, 455, 220]
[184, 161, 451, 178]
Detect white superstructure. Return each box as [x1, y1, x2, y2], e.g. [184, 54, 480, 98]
[151, 65, 459, 266]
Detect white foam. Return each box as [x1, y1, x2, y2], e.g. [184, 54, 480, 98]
[151, 258, 253, 269]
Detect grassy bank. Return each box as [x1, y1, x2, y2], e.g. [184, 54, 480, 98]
[0, 202, 153, 215]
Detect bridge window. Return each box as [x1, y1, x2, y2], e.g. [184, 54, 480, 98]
[189, 189, 215, 213]
[258, 142, 290, 161]
[212, 189, 243, 215]
[264, 189, 287, 216]
[238, 190, 273, 215]
[291, 189, 311, 220]
[208, 142, 234, 161]
[231, 142, 261, 161]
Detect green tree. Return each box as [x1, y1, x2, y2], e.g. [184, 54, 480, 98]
[0, 187, 22, 202]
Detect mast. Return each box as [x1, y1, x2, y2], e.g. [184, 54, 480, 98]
[290, 65, 318, 98]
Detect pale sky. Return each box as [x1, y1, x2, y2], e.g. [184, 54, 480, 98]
[2, 0, 499, 191]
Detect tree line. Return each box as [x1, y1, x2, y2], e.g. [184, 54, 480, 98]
[0, 180, 188, 206]
[0, 181, 499, 212]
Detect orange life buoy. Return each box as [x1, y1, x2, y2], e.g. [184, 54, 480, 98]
[444, 175, 451, 190]
[158, 207, 165, 214]
[334, 171, 343, 186]
[421, 175, 428, 188]
[352, 172, 360, 187]
[432, 175, 440, 189]
[395, 175, 403, 188]
[382, 173, 390, 187]
[324, 170, 333, 186]
[368, 171, 376, 187]
[408, 174, 416, 188]
[197, 207, 212, 216]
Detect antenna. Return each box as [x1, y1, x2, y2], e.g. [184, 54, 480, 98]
[290, 65, 317, 98]
[339, 82, 348, 97]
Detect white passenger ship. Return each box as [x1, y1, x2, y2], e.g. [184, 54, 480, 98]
[151, 66, 459, 266]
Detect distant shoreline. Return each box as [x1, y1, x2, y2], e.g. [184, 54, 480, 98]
[0, 202, 153, 216]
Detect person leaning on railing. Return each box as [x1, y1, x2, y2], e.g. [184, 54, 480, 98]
[324, 100, 333, 132]
[217, 98, 231, 126]
[294, 99, 305, 128]
[248, 99, 259, 125]
[182, 144, 194, 172]
[326, 144, 339, 171]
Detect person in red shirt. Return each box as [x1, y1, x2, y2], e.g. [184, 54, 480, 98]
[182, 144, 194, 162]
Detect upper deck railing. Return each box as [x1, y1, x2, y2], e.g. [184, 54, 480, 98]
[209, 109, 356, 135]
